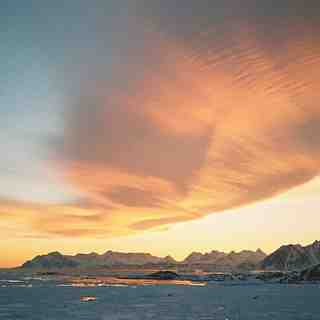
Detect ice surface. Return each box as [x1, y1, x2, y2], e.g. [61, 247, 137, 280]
[0, 280, 319, 319]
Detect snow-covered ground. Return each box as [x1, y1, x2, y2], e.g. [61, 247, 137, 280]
[0, 282, 320, 319]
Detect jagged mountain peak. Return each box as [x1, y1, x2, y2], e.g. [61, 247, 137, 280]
[261, 241, 320, 271]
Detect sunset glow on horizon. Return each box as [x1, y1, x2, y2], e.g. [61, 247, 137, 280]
[1, 0, 320, 268]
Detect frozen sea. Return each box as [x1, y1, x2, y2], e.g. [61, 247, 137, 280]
[0, 278, 320, 319]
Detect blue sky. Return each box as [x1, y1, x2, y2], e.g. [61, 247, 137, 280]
[1, 0, 129, 203]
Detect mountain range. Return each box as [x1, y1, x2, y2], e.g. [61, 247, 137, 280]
[22, 251, 177, 269]
[21, 240, 320, 271]
[22, 249, 266, 271]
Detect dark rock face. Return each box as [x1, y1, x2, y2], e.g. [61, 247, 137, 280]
[261, 241, 320, 271]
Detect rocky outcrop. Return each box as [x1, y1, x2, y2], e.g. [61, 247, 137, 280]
[261, 241, 320, 271]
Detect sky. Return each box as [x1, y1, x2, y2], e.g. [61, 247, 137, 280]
[1, 0, 320, 267]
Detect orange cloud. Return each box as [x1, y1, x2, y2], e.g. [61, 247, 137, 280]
[55, 20, 320, 238]
[4, 10, 320, 239]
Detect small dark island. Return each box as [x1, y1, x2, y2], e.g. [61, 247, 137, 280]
[147, 271, 180, 280]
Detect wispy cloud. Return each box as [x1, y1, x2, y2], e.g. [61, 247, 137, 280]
[48, 13, 320, 237]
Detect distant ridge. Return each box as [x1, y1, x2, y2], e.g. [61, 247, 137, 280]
[22, 250, 177, 269]
[182, 249, 266, 271]
[21, 249, 266, 271]
[21, 241, 320, 271]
